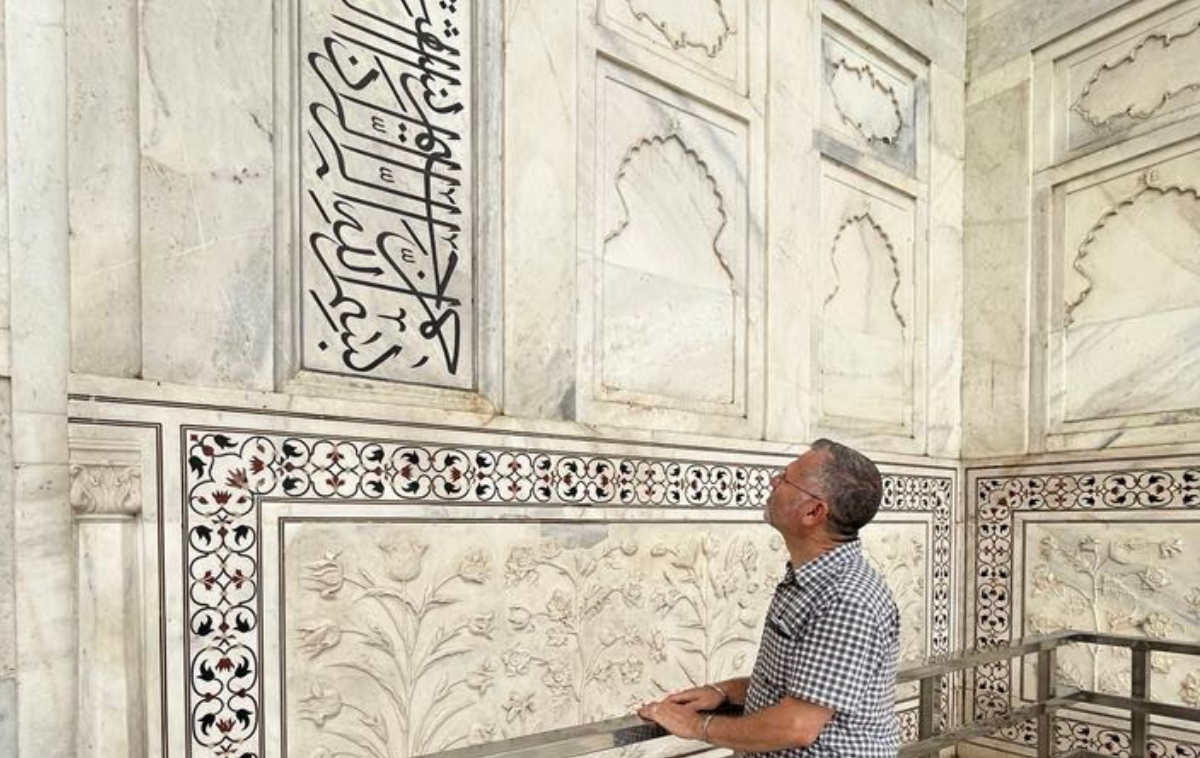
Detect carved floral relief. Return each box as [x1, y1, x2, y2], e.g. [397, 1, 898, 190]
[286, 520, 930, 757]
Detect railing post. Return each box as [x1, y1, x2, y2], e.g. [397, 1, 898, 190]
[1131, 645, 1150, 758]
[1036, 648, 1056, 758]
[918, 675, 941, 757]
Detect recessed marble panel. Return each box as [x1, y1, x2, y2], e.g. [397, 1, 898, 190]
[1053, 0, 1200, 159]
[968, 459, 1200, 755]
[1050, 144, 1200, 427]
[598, 0, 746, 90]
[299, 0, 474, 389]
[817, 160, 918, 435]
[589, 60, 750, 417]
[1022, 521, 1200, 707]
[820, 12, 923, 175]
[277, 513, 931, 758]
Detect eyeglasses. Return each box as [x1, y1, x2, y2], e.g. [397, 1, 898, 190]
[769, 469, 826, 503]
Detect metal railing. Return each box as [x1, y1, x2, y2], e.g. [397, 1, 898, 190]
[430, 630, 1200, 758]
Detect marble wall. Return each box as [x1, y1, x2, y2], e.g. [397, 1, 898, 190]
[60, 399, 955, 758]
[962, 0, 1200, 755]
[0, 1, 966, 757]
[964, 0, 1200, 456]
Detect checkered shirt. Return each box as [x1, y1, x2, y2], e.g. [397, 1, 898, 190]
[743, 539, 900, 758]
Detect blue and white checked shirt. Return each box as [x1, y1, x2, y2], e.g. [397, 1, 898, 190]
[743, 540, 900, 757]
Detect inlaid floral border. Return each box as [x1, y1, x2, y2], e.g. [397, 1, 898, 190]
[184, 428, 953, 758]
[971, 463, 1200, 754]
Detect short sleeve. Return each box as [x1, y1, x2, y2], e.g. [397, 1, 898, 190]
[783, 598, 880, 713]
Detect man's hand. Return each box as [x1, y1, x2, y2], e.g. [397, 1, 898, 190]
[637, 699, 705, 740]
[662, 685, 725, 711]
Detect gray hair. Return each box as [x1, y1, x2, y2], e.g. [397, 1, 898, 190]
[810, 438, 883, 540]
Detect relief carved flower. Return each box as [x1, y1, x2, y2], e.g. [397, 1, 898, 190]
[298, 682, 343, 727]
[1031, 566, 1060, 596]
[621, 580, 644, 607]
[619, 656, 644, 685]
[620, 541, 638, 557]
[469, 612, 495, 639]
[1106, 611, 1137, 632]
[740, 542, 759, 574]
[378, 539, 427, 583]
[502, 691, 536, 723]
[541, 661, 573, 692]
[502, 645, 533, 676]
[1186, 588, 1200, 619]
[506, 546, 540, 585]
[1141, 612, 1175, 640]
[466, 660, 496, 695]
[1151, 654, 1175, 675]
[1039, 535, 1060, 558]
[470, 722, 497, 744]
[545, 590, 573, 623]
[1182, 672, 1200, 707]
[1137, 567, 1171, 592]
[297, 620, 343, 658]
[1160, 538, 1184, 559]
[507, 605, 533, 631]
[301, 552, 345, 599]
[647, 630, 667, 663]
[459, 549, 490, 584]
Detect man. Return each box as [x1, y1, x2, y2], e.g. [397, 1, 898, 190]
[638, 438, 900, 757]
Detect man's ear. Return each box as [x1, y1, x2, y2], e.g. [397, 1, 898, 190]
[802, 499, 828, 525]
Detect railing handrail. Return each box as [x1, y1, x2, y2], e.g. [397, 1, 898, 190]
[427, 631, 1200, 758]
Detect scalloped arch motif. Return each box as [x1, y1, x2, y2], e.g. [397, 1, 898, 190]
[829, 58, 906, 146]
[623, 0, 735, 59]
[825, 211, 907, 332]
[1064, 171, 1200, 326]
[603, 131, 734, 284]
[1072, 18, 1200, 128]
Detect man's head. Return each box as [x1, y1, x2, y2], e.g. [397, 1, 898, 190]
[765, 438, 883, 542]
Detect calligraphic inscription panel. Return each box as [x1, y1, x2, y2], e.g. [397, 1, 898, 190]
[301, 0, 473, 388]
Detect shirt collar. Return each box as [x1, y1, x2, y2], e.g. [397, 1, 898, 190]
[784, 539, 862, 587]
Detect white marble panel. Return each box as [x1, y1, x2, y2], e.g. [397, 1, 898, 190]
[1046, 0, 1200, 162]
[502, 0, 578, 419]
[67, 0, 140, 377]
[1022, 521, 1200, 707]
[299, 0, 474, 389]
[962, 81, 1031, 457]
[816, 160, 919, 437]
[1049, 144, 1200, 427]
[967, 459, 1200, 757]
[820, 13, 922, 175]
[597, 0, 746, 91]
[139, 0, 275, 390]
[270, 509, 934, 758]
[279, 517, 785, 754]
[578, 56, 764, 436]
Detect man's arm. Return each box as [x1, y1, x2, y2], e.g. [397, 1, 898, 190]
[638, 695, 832, 752]
[662, 678, 750, 710]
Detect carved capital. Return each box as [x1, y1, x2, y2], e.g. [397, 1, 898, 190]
[70, 464, 141, 517]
